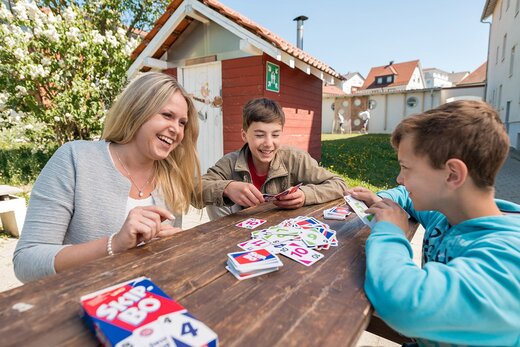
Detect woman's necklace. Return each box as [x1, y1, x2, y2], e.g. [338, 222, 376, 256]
[115, 150, 154, 198]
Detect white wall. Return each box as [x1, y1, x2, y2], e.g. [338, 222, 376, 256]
[322, 96, 336, 133]
[342, 75, 364, 94]
[486, 0, 520, 149]
[406, 67, 426, 90]
[342, 90, 443, 134]
[441, 86, 485, 103]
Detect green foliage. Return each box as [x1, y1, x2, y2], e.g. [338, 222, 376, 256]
[321, 134, 399, 192]
[0, 1, 168, 148]
[0, 141, 55, 187]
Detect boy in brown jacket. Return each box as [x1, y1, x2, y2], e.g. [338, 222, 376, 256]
[201, 97, 348, 220]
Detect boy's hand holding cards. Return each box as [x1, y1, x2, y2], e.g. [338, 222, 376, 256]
[344, 195, 376, 227]
[263, 183, 303, 202]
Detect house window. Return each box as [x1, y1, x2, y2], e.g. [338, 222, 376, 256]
[511, 45, 516, 77]
[406, 96, 418, 108]
[385, 75, 393, 83]
[516, 0, 520, 15]
[496, 46, 500, 64]
[502, 34, 507, 61]
[376, 77, 384, 84]
[492, 89, 496, 108]
[500, 0, 503, 18]
[498, 84, 503, 111]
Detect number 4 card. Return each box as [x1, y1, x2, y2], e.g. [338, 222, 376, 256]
[160, 312, 218, 347]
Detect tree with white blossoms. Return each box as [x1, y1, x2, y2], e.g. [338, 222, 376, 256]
[0, 0, 169, 146]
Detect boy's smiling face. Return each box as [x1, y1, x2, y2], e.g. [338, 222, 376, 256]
[241, 121, 283, 173]
[396, 135, 448, 211]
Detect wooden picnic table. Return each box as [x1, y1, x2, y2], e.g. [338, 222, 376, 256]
[0, 199, 417, 346]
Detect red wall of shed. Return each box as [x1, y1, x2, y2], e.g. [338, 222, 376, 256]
[222, 54, 322, 161]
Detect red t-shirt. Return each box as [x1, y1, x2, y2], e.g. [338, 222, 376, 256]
[248, 156, 267, 191]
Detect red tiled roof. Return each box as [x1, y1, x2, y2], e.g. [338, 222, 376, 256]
[131, 0, 342, 79]
[323, 85, 346, 96]
[360, 60, 420, 90]
[456, 62, 486, 85]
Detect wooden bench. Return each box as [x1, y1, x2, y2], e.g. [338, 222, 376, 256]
[0, 185, 26, 237]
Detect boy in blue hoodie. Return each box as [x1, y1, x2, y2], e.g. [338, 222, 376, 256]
[348, 100, 520, 346]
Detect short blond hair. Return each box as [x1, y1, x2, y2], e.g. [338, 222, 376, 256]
[102, 72, 202, 213]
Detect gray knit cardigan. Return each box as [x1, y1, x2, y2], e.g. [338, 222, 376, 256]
[13, 140, 181, 283]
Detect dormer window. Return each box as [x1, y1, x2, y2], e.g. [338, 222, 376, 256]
[375, 75, 394, 85]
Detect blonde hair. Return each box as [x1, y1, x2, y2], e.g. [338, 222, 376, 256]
[102, 72, 202, 214]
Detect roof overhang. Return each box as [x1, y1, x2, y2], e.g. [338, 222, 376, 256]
[481, 0, 498, 20]
[128, 0, 341, 84]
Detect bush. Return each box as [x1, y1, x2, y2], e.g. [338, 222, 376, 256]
[0, 142, 55, 187]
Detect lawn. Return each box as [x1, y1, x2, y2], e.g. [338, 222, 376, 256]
[320, 133, 399, 192]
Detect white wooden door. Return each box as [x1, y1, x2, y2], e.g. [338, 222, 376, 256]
[179, 62, 223, 174]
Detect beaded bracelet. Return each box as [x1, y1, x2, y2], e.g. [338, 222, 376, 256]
[107, 233, 116, 256]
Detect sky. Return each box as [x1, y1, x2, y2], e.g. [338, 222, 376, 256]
[217, 0, 490, 77]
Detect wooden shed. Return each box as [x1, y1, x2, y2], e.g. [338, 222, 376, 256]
[129, 0, 343, 172]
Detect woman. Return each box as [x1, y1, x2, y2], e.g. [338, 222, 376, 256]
[13, 72, 202, 283]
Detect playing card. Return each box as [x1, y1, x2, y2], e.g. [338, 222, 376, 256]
[226, 265, 278, 281]
[323, 206, 352, 220]
[235, 218, 267, 229]
[279, 241, 324, 266]
[227, 249, 283, 272]
[299, 228, 330, 248]
[237, 238, 272, 251]
[344, 195, 376, 227]
[160, 312, 218, 346]
[261, 232, 298, 245]
[263, 183, 303, 201]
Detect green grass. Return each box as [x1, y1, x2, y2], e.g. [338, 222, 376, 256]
[320, 134, 399, 192]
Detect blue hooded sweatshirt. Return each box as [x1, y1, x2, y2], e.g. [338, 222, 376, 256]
[365, 185, 520, 347]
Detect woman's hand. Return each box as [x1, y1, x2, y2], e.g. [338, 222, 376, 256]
[111, 205, 177, 253]
[345, 186, 382, 207]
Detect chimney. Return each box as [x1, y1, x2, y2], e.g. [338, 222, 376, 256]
[293, 15, 308, 49]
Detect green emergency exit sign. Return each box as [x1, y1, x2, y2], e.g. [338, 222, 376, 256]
[266, 61, 280, 92]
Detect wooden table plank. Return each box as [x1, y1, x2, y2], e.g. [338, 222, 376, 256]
[0, 199, 417, 346]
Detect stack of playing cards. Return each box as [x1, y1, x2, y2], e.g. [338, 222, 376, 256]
[323, 205, 352, 220]
[81, 277, 218, 347]
[263, 183, 303, 202]
[226, 249, 283, 280]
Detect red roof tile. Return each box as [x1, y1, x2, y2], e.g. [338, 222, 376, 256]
[361, 60, 420, 90]
[456, 62, 486, 85]
[323, 85, 346, 96]
[131, 0, 342, 79]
